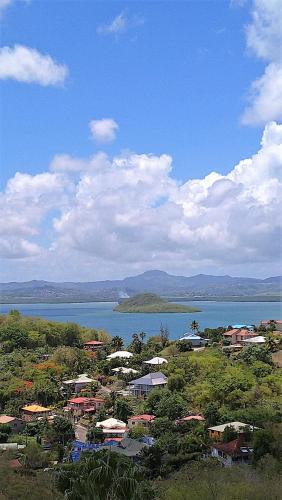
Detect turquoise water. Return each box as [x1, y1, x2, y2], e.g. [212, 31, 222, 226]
[1, 301, 281, 343]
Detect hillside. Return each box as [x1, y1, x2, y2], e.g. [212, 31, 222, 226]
[0, 270, 281, 303]
[113, 293, 201, 313]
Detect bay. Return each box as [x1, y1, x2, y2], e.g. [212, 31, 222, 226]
[1, 301, 281, 344]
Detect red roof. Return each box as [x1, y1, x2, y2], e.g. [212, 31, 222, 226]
[68, 397, 104, 404]
[84, 340, 104, 345]
[224, 329, 255, 337]
[213, 436, 251, 456]
[68, 397, 89, 404]
[129, 414, 155, 422]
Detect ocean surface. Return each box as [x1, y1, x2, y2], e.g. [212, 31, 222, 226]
[1, 301, 281, 343]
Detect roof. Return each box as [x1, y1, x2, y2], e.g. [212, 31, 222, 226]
[177, 415, 205, 422]
[21, 405, 50, 413]
[242, 336, 266, 344]
[213, 437, 253, 456]
[107, 351, 133, 359]
[68, 396, 105, 404]
[63, 374, 94, 384]
[68, 397, 90, 404]
[208, 421, 257, 433]
[224, 329, 255, 337]
[179, 332, 202, 341]
[84, 340, 104, 345]
[96, 418, 127, 429]
[113, 438, 149, 457]
[112, 367, 138, 374]
[0, 415, 19, 424]
[129, 371, 167, 387]
[129, 414, 155, 423]
[144, 357, 168, 365]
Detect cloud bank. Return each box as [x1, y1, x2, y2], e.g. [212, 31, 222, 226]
[1, 122, 281, 280]
[0, 45, 68, 86]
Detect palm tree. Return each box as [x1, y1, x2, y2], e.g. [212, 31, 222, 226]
[111, 336, 124, 350]
[60, 450, 153, 499]
[190, 320, 199, 333]
[139, 331, 146, 343]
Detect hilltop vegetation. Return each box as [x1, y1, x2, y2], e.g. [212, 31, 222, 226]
[114, 293, 201, 313]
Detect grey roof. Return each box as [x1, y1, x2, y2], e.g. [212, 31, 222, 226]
[129, 371, 167, 386]
[105, 438, 149, 457]
[179, 332, 202, 340]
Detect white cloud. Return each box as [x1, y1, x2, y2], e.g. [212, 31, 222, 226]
[0, 0, 12, 14]
[97, 11, 144, 36]
[89, 118, 119, 143]
[0, 44, 68, 86]
[242, 0, 282, 124]
[1, 122, 281, 279]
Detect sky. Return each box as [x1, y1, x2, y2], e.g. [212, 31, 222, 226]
[0, 0, 281, 281]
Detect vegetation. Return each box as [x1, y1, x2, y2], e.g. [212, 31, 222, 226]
[0, 310, 281, 498]
[114, 293, 201, 313]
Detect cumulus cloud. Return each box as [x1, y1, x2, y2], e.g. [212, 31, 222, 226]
[242, 0, 282, 124]
[0, 45, 68, 86]
[89, 118, 119, 143]
[1, 122, 281, 279]
[97, 11, 144, 36]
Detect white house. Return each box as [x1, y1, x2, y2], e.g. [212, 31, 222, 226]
[129, 372, 167, 397]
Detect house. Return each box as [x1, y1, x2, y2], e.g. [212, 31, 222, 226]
[208, 421, 257, 441]
[211, 435, 253, 466]
[178, 333, 207, 347]
[64, 397, 104, 419]
[0, 415, 24, 433]
[21, 405, 52, 422]
[261, 320, 282, 332]
[129, 371, 167, 397]
[107, 351, 133, 360]
[242, 336, 266, 344]
[128, 414, 155, 430]
[223, 329, 257, 345]
[83, 340, 104, 352]
[143, 357, 168, 365]
[96, 418, 128, 439]
[62, 373, 94, 393]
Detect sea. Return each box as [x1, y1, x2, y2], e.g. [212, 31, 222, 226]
[1, 301, 281, 344]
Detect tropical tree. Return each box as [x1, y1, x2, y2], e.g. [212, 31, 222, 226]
[111, 336, 124, 350]
[190, 321, 199, 333]
[57, 450, 153, 499]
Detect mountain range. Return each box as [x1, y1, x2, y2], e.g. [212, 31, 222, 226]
[0, 270, 281, 303]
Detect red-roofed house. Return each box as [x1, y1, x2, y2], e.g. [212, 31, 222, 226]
[223, 329, 257, 345]
[64, 397, 105, 419]
[128, 414, 155, 430]
[83, 340, 104, 352]
[211, 435, 253, 466]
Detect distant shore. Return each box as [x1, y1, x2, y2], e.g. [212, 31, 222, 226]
[0, 295, 281, 305]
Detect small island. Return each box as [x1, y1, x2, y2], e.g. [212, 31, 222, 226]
[113, 293, 201, 313]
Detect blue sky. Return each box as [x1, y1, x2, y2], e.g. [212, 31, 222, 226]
[0, 0, 281, 281]
[1, 0, 264, 184]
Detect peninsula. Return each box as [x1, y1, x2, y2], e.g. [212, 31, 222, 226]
[113, 293, 201, 313]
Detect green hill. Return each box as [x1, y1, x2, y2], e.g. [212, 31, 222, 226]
[113, 293, 201, 313]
